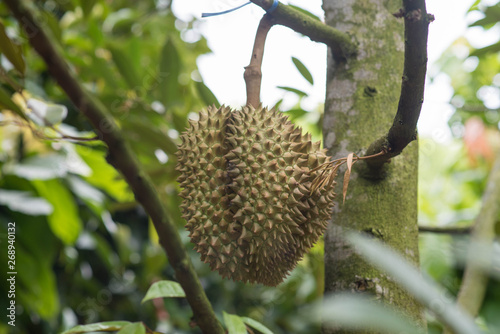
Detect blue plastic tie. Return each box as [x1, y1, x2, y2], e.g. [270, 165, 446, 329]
[267, 0, 279, 14]
[202, 0, 279, 18]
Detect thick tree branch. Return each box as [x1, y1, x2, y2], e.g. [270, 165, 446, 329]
[244, 15, 274, 107]
[366, 1, 432, 167]
[4, 1, 224, 333]
[445, 151, 500, 332]
[250, 0, 357, 60]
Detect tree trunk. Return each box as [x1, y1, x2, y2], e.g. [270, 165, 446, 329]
[322, 1, 426, 333]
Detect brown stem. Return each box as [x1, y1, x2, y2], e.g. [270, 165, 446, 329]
[366, 1, 432, 168]
[309, 150, 386, 194]
[250, 0, 357, 60]
[418, 226, 472, 235]
[244, 15, 274, 107]
[4, 1, 224, 333]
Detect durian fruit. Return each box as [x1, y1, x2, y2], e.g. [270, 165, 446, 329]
[176, 105, 335, 286]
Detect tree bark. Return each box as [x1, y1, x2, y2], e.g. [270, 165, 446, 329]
[322, 1, 426, 333]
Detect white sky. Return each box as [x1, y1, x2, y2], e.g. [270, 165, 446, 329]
[172, 0, 479, 141]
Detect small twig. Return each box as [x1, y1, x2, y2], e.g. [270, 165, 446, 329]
[310, 150, 386, 194]
[418, 226, 472, 235]
[244, 15, 274, 107]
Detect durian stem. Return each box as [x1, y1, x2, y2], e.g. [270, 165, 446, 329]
[309, 150, 386, 193]
[4, 1, 225, 333]
[250, 0, 357, 60]
[244, 15, 274, 108]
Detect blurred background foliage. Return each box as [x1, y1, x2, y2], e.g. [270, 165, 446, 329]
[0, 0, 498, 333]
[420, 0, 500, 332]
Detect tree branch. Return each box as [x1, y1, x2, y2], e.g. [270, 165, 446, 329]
[244, 15, 274, 107]
[418, 226, 472, 235]
[250, 0, 357, 61]
[446, 151, 500, 331]
[366, 1, 432, 167]
[4, 1, 224, 333]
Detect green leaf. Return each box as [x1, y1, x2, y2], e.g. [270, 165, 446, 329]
[470, 41, 500, 57]
[277, 86, 308, 97]
[313, 294, 422, 334]
[0, 219, 59, 319]
[272, 98, 283, 110]
[281, 108, 307, 121]
[3, 152, 89, 180]
[468, 0, 481, 12]
[108, 44, 142, 90]
[32, 179, 82, 245]
[117, 322, 146, 334]
[241, 317, 273, 334]
[3, 154, 67, 180]
[76, 145, 133, 202]
[0, 190, 52, 215]
[470, 4, 500, 28]
[122, 116, 177, 155]
[79, 0, 98, 18]
[0, 21, 25, 74]
[141, 280, 186, 303]
[27, 98, 67, 125]
[223, 312, 247, 334]
[292, 57, 314, 85]
[347, 233, 481, 334]
[19, 253, 59, 318]
[61, 321, 131, 334]
[67, 175, 106, 215]
[0, 87, 25, 119]
[195, 80, 220, 107]
[158, 38, 182, 107]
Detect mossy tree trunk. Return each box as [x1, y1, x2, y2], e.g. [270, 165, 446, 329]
[321, 0, 426, 333]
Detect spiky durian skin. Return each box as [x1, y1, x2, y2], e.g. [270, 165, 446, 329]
[176, 105, 335, 286]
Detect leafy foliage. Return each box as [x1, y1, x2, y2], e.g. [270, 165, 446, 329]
[0, 2, 326, 334]
[436, 1, 500, 140]
[423, 1, 500, 331]
[141, 281, 186, 303]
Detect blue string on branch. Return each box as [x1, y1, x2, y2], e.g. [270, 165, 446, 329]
[267, 0, 278, 13]
[202, 0, 279, 18]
